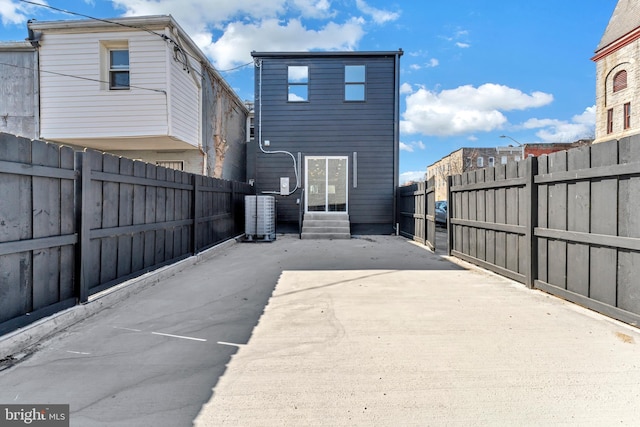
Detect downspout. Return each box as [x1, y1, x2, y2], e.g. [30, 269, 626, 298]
[393, 50, 402, 229]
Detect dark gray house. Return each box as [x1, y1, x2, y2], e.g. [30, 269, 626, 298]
[249, 50, 403, 237]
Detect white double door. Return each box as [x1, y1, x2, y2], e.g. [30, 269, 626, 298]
[305, 156, 348, 213]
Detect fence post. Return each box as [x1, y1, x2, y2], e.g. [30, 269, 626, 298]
[422, 182, 428, 245]
[191, 174, 199, 255]
[74, 151, 90, 303]
[525, 157, 538, 289]
[447, 175, 453, 256]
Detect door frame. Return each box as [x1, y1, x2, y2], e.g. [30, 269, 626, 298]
[304, 156, 349, 214]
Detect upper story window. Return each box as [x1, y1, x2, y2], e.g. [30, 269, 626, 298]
[613, 70, 627, 92]
[607, 108, 614, 134]
[624, 103, 631, 130]
[288, 66, 308, 102]
[109, 49, 130, 90]
[488, 157, 495, 167]
[101, 40, 129, 91]
[477, 157, 484, 167]
[345, 65, 366, 101]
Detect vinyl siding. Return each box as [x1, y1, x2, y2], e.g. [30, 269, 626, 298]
[251, 55, 398, 231]
[169, 46, 200, 146]
[38, 31, 178, 141]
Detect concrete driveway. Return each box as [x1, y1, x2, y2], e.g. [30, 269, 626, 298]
[1, 233, 640, 426]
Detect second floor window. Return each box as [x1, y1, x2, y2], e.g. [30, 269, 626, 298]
[613, 70, 627, 92]
[109, 49, 130, 90]
[488, 157, 495, 167]
[607, 108, 614, 134]
[477, 157, 484, 167]
[345, 65, 366, 101]
[288, 66, 308, 102]
[624, 103, 631, 130]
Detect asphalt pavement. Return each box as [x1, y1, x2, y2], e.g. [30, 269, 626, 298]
[1, 231, 640, 426]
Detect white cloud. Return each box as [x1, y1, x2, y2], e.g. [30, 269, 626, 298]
[400, 82, 413, 94]
[523, 105, 595, 142]
[409, 58, 439, 71]
[355, 0, 400, 24]
[400, 140, 426, 152]
[400, 170, 426, 184]
[0, 0, 47, 26]
[456, 42, 470, 48]
[399, 142, 413, 152]
[401, 83, 554, 137]
[111, 0, 350, 69]
[202, 17, 365, 69]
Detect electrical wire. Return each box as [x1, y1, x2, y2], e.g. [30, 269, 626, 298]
[218, 61, 254, 73]
[0, 61, 167, 94]
[19, 0, 169, 40]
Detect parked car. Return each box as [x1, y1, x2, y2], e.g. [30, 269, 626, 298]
[435, 201, 447, 227]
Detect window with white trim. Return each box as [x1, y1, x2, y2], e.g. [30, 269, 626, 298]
[101, 40, 129, 90]
[156, 160, 184, 171]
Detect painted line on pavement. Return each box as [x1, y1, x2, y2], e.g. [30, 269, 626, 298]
[151, 332, 207, 342]
[67, 351, 91, 355]
[217, 341, 243, 347]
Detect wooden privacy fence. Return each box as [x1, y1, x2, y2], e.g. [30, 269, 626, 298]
[448, 137, 640, 326]
[0, 133, 254, 335]
[396, 177, 437, 250]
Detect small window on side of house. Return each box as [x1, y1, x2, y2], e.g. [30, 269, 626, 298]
[501, 156, 508, 164]
[156, 160, 184, 171]
[288, 66, 308, 102]
[345, 65, 365, 101]
[109, 49, 130, 90]
[477, 157, 484, 167]
[488, 157, 495, 167]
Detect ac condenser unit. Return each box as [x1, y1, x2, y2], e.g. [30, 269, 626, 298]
[245, 195, 276, 241]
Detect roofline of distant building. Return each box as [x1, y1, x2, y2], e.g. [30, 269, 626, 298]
[592, 26, 640, 61]
[251, 50, 403, 58]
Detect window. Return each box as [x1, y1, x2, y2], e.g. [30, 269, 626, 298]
[624, 103, 631, 129]
[345, 65, 365, 101]
[488, 157, 495, 167]
[607, 108, 614, 134]
[156, 161, 184, 171]
[288, 66, 308, 102]
[246, 115, 255, 142]
[477, 157, 484, 167]
[613, 70, 627, 92]
[501, 156, 508, 165]
[515, 155, 521, 162]
[109, 49, 130, 90]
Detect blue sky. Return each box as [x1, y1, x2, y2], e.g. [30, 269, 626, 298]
[1, 0, 617, 183]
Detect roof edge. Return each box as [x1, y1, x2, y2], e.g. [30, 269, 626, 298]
[251, 50, 403, 58]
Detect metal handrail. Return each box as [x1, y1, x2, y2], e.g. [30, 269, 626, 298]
[299, 188, 305, 239]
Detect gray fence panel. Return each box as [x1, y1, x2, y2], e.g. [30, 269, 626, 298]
[1, 133, 254, 334]
[0, 135, 77, 333]
[566, 146, 590, 297]
[449, 158, 530, 284]
[448, 137, 640, 326]
[396, 179, 436, 250]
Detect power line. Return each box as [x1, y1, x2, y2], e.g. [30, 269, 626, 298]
[0, 61, 167, 94]
[19, 0, 169, 41]
[20, 0, 207, 75]
[218, 61, 254, 73]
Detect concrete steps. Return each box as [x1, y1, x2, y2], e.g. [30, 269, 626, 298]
[301, 213, 351, 239]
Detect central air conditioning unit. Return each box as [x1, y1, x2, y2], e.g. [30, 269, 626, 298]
[245, 195, 276, 241]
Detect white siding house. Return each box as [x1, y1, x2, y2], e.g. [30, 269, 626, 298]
[28, 16, 247, 178]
